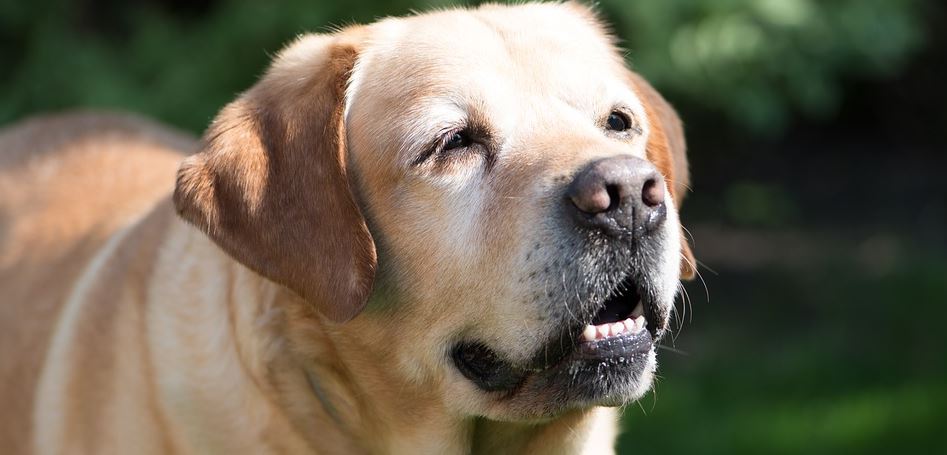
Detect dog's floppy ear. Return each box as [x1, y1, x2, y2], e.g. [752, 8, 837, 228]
[628, 72, 698, 280]
[173, 30, 375, 322]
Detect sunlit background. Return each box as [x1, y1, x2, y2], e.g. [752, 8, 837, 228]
[3, 0, 945, 453]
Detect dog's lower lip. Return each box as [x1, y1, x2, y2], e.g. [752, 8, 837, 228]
[572, 299, 654, 362]
[574, 326, 654, 360]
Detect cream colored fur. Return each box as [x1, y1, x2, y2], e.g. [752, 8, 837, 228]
[0, 3, 693, 453]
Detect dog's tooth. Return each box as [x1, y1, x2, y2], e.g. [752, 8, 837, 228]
[626, 318, 638, 334]
[625, 317, 636, 334]
[611, 321, 625, 335]
[631, 315, 646, 333]
[597, 325, 610, 339]
[582, 325, 597, 342]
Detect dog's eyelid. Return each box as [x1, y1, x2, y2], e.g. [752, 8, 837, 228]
[441, 127, 472, 152]
[413, 122, 493, 167]
[412, 126, 467, 166]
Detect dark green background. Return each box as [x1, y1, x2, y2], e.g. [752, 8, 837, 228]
[3, 1, 945, 453]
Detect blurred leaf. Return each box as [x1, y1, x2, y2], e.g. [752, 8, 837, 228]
[602, 0, 925, 135]
[725, 181, 797, 226]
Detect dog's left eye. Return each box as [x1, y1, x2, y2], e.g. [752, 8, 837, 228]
[443, 130, 472, 152]
[606, 111, 630, 132]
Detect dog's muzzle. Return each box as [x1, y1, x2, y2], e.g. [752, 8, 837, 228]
[452, 155, 675, 399]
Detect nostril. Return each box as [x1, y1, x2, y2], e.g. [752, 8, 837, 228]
[641, 178, 665, 207]
[569, 186, 611, 214]
[604, 184, 621, 212]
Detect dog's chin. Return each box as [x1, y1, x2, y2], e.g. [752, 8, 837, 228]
[451, 272, 669, 420]
[511, 328, 658, 416]
[452, 331, 659, 421]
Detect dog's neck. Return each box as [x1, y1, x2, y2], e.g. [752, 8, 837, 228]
[147, 208, 616, 453]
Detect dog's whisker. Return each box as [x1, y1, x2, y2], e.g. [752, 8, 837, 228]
[649, 383, 658, 413]
[686, 289, 694, 326]
[663, 178, 694, 193]
[656, 344, 689, 356]
[696, 259, 719, 276]
[675, 283, 686, 331]
[559, 270, 580, 328]
[680, 224, 697, 247]
[635, 397, 648, 416]
[680, 252, 710, 304]
[678, 281, 694, 326]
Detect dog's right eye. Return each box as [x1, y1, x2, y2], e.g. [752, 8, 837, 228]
[443, 130, 472, 152]
[414, 126, 488, 167]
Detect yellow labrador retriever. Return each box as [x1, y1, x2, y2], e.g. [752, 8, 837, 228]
[0, 3, 696, 453]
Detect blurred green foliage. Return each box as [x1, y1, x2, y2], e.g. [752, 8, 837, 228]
[0, 0, 927, 136]
[602, 0, 924, 133]
[724, 181, 798, 227]
[621, 258, 947, 454]
[1, 0, 447, 131]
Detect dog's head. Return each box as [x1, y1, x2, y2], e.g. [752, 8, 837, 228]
[175, 3, 696, 420]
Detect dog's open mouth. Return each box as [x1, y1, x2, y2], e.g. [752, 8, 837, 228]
[571, 274, 658, 364]
[452, 272, 665, 394]
[585, 277, 651, 340]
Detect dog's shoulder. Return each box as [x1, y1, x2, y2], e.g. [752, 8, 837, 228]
[0, 110, 194, 276]
[0, 110, 195, 256]
[0, 111, 194, 453]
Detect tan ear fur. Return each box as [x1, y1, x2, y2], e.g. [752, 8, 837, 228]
[628, 71, 697, 280]
[174, 29, 376, 322]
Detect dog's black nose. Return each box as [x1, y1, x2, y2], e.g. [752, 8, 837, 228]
[566, 155, 667, 236]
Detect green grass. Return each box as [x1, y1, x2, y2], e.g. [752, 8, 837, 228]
[617, 258, 947, 454]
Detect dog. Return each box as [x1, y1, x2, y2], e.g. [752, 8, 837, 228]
[0, 3, 696, 453]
